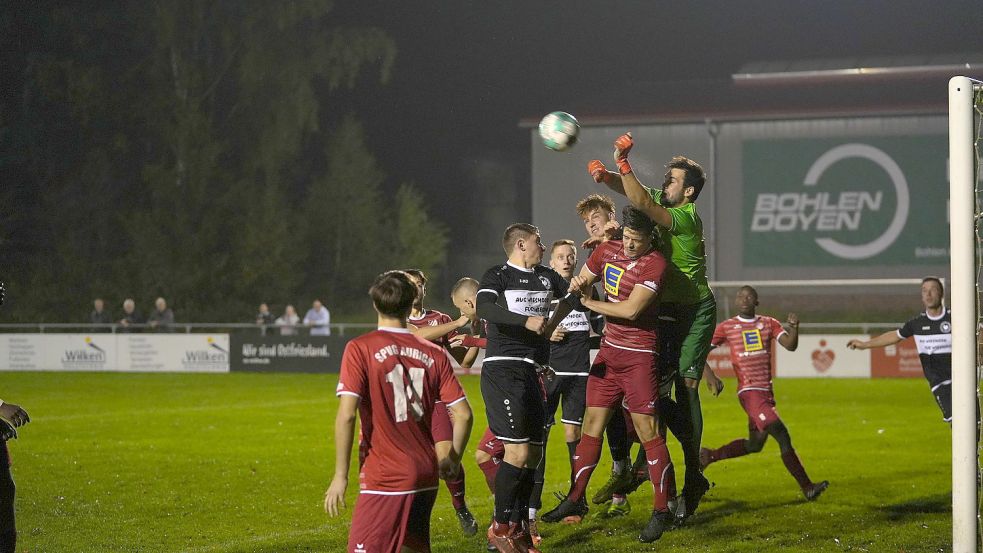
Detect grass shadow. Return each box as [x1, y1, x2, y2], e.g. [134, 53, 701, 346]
[877, 493, 951, 521]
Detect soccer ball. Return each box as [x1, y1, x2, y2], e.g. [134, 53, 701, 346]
[538, 111, 580, 152]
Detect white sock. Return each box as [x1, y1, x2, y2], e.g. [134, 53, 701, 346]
[613, 460, 626, 473]
[612, 496, 627, 506]
[528, 507, 538, 520]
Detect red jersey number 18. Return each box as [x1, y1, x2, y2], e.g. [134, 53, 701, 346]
[385, 364, 425, 422]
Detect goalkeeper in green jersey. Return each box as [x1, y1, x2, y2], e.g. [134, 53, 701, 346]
[588, 134, 716, 522]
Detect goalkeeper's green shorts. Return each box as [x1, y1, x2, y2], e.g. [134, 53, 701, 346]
[657, 294, 717, 381]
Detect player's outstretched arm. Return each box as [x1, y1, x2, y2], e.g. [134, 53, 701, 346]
[412, 315, 471, 342]
[778, 313, 800, 351]
[324, 395, 358, 516]
[612, 133, 674, 229]
[847, 330, 902, 351]
[458, 345, 480, 368]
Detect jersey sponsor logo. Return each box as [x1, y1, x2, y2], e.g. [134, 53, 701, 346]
[603, 263, 625, 296]
[741, 329, 763, 352]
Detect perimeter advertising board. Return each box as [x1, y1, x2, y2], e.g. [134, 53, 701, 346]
[742, 136, 948, 267]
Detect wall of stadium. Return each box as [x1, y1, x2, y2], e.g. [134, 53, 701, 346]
[530, 114, 949, 282]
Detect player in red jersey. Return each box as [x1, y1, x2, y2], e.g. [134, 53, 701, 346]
[403, 269, 480, 535]
[325, 271, 474, 553]
[700, 286, 828, 500]
[542, 206, 677, 543]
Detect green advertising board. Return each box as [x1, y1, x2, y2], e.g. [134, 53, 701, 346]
[743, 136, 949, 266]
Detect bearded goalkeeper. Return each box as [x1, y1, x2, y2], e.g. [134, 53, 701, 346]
[588, 134, 715, 520]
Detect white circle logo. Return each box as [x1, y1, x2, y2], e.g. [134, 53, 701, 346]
[803, 144, 909, 260]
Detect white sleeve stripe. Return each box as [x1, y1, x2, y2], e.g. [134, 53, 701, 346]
[636, 283, 658, 293]
[336, 391, 361, 398]
[477, 289, 499, 297]
[446, 396, 468, 407]
[583, 266, 597, 276]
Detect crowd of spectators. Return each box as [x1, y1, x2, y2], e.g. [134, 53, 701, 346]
[88, 297, 331, 336]
[255, 300, 330, 336]
[89, 297, 175, 332]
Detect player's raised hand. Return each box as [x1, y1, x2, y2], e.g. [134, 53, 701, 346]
[581, 235, 603, 249]
[613, 132, 634, 174]
[525, 316, 546, 335]
[324, 477, 348, 516]
[588, 160, 608, 183]
[550, 325, 568, 343]
[787, 313, 799, 327]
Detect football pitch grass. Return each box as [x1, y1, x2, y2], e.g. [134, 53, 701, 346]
[5, 371, 955, 552]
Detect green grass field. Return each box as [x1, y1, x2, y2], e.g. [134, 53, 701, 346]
[2, 372, 955, 552]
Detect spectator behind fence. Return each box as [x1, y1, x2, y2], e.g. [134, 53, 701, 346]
[119, 299, 144, 333]
[276, 305, 300, 336]
[256, 303, 275, 327]
[90, 298, 112, 331]
[147, 297, 174, 332]
[304, 299, 331, 336]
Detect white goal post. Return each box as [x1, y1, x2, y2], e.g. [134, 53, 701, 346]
[948, 75, 981, 553]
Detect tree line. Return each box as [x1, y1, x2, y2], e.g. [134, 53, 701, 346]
[1, 2, 448, 323]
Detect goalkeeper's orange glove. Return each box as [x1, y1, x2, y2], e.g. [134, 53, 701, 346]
[614, 132, 634, 175]
[588, 160, 607, 183]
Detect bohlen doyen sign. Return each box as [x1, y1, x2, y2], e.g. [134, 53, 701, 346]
[743, 136, 948, 267]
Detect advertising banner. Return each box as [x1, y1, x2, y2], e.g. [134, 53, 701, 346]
[118, 334, 230, 373]
[0, 334, 229, 372]
[742, 136, 948, 267]
[230, 335, 347, 373]
[776, 335, 871, 378]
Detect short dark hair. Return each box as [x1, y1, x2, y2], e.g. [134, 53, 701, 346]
[575, 194, 616, 219]
[403, 269, 427, 286]
[621, 205, 656, 237]
[503, 223, 539, 254]
[550, 239, 576, 255]
[738, 285, 759, 300]
[921, 276, 945, 296]
[451, 277, 479, 296]
[666, 156, 707, 201]
[369, 271, 417, 318]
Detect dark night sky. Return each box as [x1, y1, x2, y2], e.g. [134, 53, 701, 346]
[331, 1, 982, 233]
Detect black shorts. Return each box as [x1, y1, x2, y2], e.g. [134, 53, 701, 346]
[923, 363, 953, 422]
[481, 360, 547, 445]
[545, 374, 587, 428]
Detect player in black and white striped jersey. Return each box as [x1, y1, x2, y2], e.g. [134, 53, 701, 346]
[848, 277, 954, 422]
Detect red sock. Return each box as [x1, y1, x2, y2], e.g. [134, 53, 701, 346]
[781, 449, 813, 490]
[642, 436, 673, 512]
[712, 439, 749, 463]
[567, 434, 603, 503]
[445, 465, 467, 509]
[478, 459, 500, 494]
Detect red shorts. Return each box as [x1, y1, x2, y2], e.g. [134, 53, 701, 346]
[586, 345, 659, 415]
[349, 489, 438, 553]
[477, 427, 505, 459]
[738, 389, 781, 432]
[430, 402, 453, 444]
